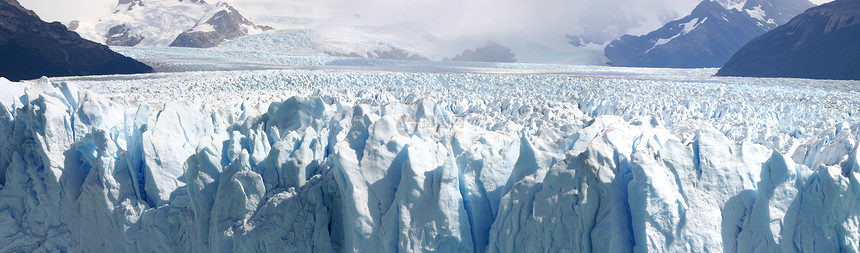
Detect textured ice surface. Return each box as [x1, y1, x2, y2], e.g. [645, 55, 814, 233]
[0, 57, 859, 252]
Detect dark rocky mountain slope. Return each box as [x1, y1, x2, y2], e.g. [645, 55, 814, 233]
[717, 0, 860, 80]
[0, 0, 151, 81]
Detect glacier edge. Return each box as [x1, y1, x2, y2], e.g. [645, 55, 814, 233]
[0, 80, 859, 252]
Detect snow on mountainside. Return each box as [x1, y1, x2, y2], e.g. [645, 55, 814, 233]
[216, 22, 436, 61]
[75, 0, 268, 47]
[170, 2, 272, 48]
[230, 0, 703, 61]
[604, 0, 814, 68]
[215, 21, 607, 64]
[1, 53, 859, 251]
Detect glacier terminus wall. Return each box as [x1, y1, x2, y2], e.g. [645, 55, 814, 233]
[0, 66, 859, 252]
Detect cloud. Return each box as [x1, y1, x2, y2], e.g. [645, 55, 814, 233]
[19, 0, 832, 38]
[17, 0, 738, 62]
[18, 0, 116, 22]
[229, 0, 699, 41]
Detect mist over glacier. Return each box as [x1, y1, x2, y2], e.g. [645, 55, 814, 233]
[17, 0, 707, 65]
[1, 54, 859, 252]
[14, 0, 839, 67]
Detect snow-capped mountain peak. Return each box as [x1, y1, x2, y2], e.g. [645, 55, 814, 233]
[604, 0, 813, 68]
[75, 0, 268, 47]
[170, 2, 272, 48]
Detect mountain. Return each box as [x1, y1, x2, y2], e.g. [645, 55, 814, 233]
[170, 2, 272, 48]
[0, 0, 151, 81]
[447, 41, 517, 63]
[78, 0, 269, 48]
[717, 0, 860, 80]
[604, 0, 814, 68]
[563, 0, 700, 46]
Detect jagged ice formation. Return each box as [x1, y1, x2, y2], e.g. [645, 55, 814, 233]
[0, 65, 859, 252]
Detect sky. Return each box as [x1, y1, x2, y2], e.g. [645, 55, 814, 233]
[14, 0, 687, 41]
[19, 0, 834, 25]
[17, 0, 835, 48]
[18, 0, 116, 23]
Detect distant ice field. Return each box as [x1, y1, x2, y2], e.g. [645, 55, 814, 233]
[57, 47, 860, 153]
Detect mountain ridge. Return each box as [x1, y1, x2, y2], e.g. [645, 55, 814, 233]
[717, 0, 860, 80]
[604, 0, 813, 68]
[76, 0, 269, 48]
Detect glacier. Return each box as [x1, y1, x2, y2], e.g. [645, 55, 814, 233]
[0, 58, 859, 252]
